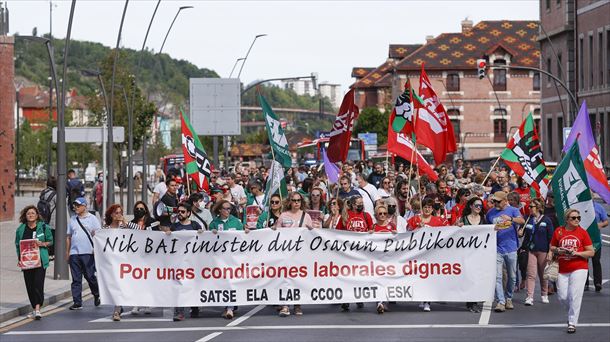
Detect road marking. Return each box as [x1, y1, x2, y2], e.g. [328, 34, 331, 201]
[601, 234, 610, 238]
[6, 322, 610, 335]
[90, 308, 173, 323]
[478, 300, 492, 325]
[194, 305, 266, 342]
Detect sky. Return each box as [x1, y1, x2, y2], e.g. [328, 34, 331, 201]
[6, 0, 540, 95]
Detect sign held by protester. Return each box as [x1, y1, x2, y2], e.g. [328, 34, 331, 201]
[94, 227, 496, 307]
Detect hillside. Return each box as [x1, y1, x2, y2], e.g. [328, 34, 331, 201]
[13, 34, 334, 111]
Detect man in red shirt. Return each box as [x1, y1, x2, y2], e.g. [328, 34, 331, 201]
[336, 196, 373, 232]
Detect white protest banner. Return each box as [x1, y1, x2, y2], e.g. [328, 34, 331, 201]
[93, 226, 496, 307]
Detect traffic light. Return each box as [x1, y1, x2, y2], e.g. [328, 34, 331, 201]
[477, 59, 487, 79]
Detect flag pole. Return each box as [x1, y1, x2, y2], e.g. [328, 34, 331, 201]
[481, 156, 501, 185]
[265, 161, 275, 228]
[185, 175, 191, 197]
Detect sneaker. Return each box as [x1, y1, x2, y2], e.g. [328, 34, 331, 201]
[505, 299, 514, 310]
[294, 305, 303, 316]
[356, 302, 364, 309]
[112, 311, 121, 321]
[143, 307, 152, 315]
[524, 297, 534, 306]
[340, 303, 350, 312]
[69, 304, 83, 310]
[595, 285, 602, 292]
[173, 313, 185, 321]
[494, 303, 506, 312]
[94, 296, 101, 307]
[376, 303, 385, 314]
[541, 295, 549, 304]
[278, 306, 290, 317]
[423, 302, 431, 312]
[34, 310, 42, 320]
[130, 307, 141, 315]
[223, 308, 234, 319]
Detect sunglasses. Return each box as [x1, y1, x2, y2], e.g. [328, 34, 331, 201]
[377, 212, 388, 216]
[568, 216, 581, 221]
[474, 204, 483, 209]
[330, 202, 338, 206]
[178, 210, 187, 214]
[270, 201, 281, 205]
[291, 199, 302, 202]
[492, 199, 502, 204]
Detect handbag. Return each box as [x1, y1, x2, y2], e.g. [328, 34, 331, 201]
[543, 260, 559, 282]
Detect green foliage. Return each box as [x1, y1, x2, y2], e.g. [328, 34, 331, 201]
[353, 106, 389, 145]
[242, 84, 335, 111]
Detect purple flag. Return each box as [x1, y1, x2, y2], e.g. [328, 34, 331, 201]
[563, 101, 610, 204]
[322, 148, 340, 184]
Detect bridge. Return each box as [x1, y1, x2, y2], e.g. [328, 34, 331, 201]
[241, 106, 335, 117]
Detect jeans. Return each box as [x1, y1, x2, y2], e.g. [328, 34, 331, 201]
[495, 251, 517, 305]
[69, 254, 99, 306]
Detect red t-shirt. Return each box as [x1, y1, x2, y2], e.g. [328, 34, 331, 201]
[373, 221, 396, 233]
[513, 187, 531, 216]
[449, 203, 466, 225]
[336, 211, 374, 232]
[550, 226, 593, 274]
[407, 215, 448, 230]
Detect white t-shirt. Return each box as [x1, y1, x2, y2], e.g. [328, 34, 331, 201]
[357, 183, 380, 218]
[153, 182, 167, 199]
[378, 188, 392, 198]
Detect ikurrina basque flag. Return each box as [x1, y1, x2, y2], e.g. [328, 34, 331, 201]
[180, 111, 213, 191]
[500, 112, 549, 198]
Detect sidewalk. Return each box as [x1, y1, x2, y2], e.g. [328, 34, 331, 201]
[0, 196, 75, 322]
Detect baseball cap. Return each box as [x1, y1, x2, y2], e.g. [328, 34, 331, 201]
[73, 197, 87, 206]
[210, 186, 223, 194]
[491, 191, 507, 202]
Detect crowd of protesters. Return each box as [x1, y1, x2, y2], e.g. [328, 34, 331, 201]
[16, 158, 607, 334]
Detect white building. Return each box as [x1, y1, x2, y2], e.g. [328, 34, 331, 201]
[282, 79, 316, 97]
[319, 82, 342, 109]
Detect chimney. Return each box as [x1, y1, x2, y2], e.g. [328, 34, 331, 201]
[461, 18, 473, 33]
[425, 35, 434, 44]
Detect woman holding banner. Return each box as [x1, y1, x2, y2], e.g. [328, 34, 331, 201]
[273, 192, 313, 316]
[15, 205, 53, 320]
[103, 204, 129, 321]
[323, 198, 343, 229]
[371, 203, 396, 314]
[257, 194, 282, 229]
[458, 196, 487, 313]
[548, 208, 595, 334]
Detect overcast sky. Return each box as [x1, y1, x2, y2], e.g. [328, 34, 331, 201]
[7, 0, 539, 95]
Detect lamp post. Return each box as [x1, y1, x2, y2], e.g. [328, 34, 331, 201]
[159, 6, 193, 54]
[107, 0, 130, 208]
[131, 0, 161, 207]
[237, 34, 267, 79]
[229, 57, 245, 78]
[81, 69, 110, 219]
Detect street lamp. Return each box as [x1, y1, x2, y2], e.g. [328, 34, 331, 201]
[159, 6, 194, 54]
[237, 34, 267, 79]
[229, 58, 245, 78]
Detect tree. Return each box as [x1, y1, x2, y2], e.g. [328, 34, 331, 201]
[353, 106, 390, 145]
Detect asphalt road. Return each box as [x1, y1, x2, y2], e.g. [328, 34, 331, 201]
[2, 241, 609, 342]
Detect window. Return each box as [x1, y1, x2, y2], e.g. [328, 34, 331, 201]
[546, 117, 553, 159]
[534, 109, 541, 133]
[546, 58, 552, 83]
[607, 30, 610, 86]
[590, 113, 596, 136]
[446, 73, 460, 91]
[599, 32, 604, 86]
[533, 72, 540, 90]
[558, 116, 564, 150]
[589, 35, 594, 88]
[493, 118, 507, 142]
[545, 0, 550, 10]
[579, 37, 584, 89]
[493, 69, 507, 91]
[557, 53, 562, 81]
[448, 109, 461, 143]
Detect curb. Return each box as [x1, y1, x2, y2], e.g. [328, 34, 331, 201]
[0, 284, 89, 323]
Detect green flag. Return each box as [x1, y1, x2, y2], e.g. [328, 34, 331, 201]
[260, 94, 292, 168]
[551, 141, 601, 251]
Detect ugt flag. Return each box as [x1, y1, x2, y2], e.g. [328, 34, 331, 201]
[327, 88, 359, 163]
[500, 112, 549, 198]
[551, 141, 601, 251]
[387, 125, 438, 182]
[180, 111, 213, 191]
[260, 94, 292, 168]
[563, 101, 610, 204]
[415, 63, 457, 165]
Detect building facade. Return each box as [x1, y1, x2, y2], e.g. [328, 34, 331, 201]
[539, 0, 610, 170]
[352, 20, 542, 161]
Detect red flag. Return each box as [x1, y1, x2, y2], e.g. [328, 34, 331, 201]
[387, 126, 438, 181]
[328, 88, 359, 163]
[180, 111, 212, 192]
[416, 63, 457, 165]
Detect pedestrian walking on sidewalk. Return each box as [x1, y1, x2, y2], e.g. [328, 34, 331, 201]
[66, 197, 101, 310]
[15, 205, 54, 320]
[549, 208, 595, 334]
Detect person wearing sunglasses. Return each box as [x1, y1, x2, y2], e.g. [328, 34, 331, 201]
[257, 194, 282, 229]
[521, 198, 554, 307]
[384, 197, 407, 233]
[209, 200, 244, 233]
[457, 197, 487, 313]
[370, 203, 396, 314]
[377, 177, 393, 199]
[323, 198, 343, 229]
[485, 190, 525, 313]
[548, 208, 595, 334]
[448, 188, 471, 225]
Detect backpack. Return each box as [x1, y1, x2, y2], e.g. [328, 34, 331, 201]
[37, 188, 56, 224]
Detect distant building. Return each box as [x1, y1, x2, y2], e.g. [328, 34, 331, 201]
[538, 0, 610, 170]
[319, 82, 342, 109]
[17, 85, 57, 130]
[67, 89, 92, 126]
[351, 19, 541, 161]
[282, 79, 317, 97]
